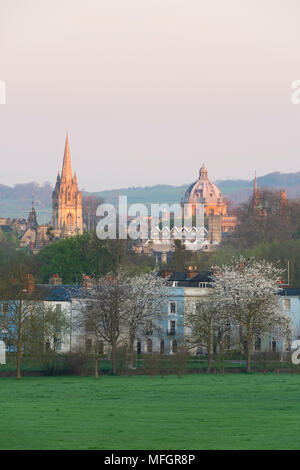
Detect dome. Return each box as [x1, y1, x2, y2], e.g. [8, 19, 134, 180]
[184, 164, 223, 204]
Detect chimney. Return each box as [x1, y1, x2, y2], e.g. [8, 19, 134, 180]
[82, 275, 93, 289]
[160, 269, 172, 278]
[24, 274, 35, 294]
[49, 274, 62, 285]
[186, 266, 198, 278]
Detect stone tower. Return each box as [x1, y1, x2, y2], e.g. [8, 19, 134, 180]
[52, 134, 83, 237]
[28, 196, 38, 231]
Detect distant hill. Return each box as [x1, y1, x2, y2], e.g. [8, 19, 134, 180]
[93, 172, 300, 207]
[0, 182, 53, 222]
[2, 171, 300, 221]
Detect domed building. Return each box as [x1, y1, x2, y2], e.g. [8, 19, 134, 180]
[183, 163, 227, 217]
[182, 164, 237, 246]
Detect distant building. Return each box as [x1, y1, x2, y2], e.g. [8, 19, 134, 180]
[252, 171, 287, 216]
[183, 163, 227, 218]
[182, 163, 237, 244]
[19, 198, 51, 253]
[52, 134, 83, 237]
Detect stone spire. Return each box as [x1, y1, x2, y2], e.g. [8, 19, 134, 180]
[28, 195, 38, 231]
[253, 171, 260, 209]
[61, 133, 72, 183]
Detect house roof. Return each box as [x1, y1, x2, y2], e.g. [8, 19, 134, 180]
[34, 284, 85, 301]
[0, 225, 12, 233]
[166, 271, 213, 287]
[279, 288, 300, 297]
[0, 284, 87, 302]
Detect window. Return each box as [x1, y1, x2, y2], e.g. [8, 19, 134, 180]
[147, 338, 152, 353]
[284, 298, 291, 310]
[137, 341, 142, 355]
[272, 339, 276, 352]
[168, 301, 177, 314]
[169, 320, 176, 335]
[198, 282, 209, 288]
[255, 337, 261, 351]
[172, 340, 178, 354]
[2, 303, 8, 314]
[160, 339, 165, 354]
[67, 213, 74, 231]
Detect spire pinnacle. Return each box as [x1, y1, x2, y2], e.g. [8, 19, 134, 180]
[253, 171, 260, 209]
[199, 163, 208, 180]
[61, 132, 72, 182]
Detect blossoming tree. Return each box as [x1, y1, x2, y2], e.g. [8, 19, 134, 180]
[212, 256, 291, 372]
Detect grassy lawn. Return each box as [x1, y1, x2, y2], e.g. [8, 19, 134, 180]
[0, 374, 300, 450]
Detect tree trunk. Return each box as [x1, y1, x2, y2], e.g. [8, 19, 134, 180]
[207, 322, 213, 374]
[95, 358, 99, 379]
[111, 344, 117, 374]
[128, 335, 135, 367]
[207, 349, 212, 374]
[16, 307, 22, 379]
[247, 333, 252, 373]
[16, 351, 21, 379]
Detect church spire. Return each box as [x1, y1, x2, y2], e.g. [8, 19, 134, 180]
[254, 171, 257, 194]
[253, 171, 259, 209]
[61, 133, 72, 182]
[52, 132, 83, 236]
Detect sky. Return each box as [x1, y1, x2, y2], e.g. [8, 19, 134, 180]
[1, 0, 300, 191]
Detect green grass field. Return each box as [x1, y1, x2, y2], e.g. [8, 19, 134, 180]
[1, 374, 300, 450]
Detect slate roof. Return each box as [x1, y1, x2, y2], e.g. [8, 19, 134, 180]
[279, 288, 300, 297]
[166, 271, 213, 287]
[0, 225, 12, 233]
[0, 284, 87, 302]
[34, 284, 86, 301]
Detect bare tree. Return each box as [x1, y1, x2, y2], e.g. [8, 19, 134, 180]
[82, 195, 103, 232]
[80, 272, 129, 375]
[185, 299, 230, 373]
[125, 273, 169, 363]
[0, 275, 42, 379]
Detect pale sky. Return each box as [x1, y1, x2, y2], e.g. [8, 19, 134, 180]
[1, 0, 300, 191]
